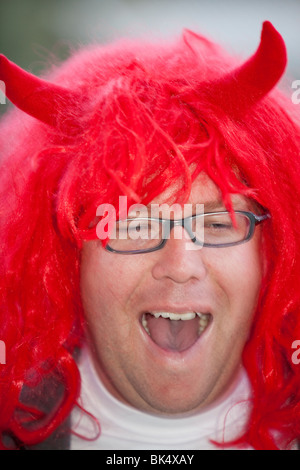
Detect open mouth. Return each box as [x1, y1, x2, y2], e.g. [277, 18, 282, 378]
[141, 311, 212, 353]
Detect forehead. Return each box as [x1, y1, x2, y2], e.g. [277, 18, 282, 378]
[150, 173, 251, 216]
[191, 173, 251, 209]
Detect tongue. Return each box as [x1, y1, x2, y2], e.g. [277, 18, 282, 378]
[146, 314, 199, 352]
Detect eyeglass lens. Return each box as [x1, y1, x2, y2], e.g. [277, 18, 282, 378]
[107, 212, 252, 251]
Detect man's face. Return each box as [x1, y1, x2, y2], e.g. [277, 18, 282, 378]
[80, 174, 263, 415]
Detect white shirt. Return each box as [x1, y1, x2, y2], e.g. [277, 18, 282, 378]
[71, 348, 252, 450]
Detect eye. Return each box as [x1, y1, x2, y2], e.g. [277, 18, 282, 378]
[204, 215, 234, 232]
[206, 222, 233, 230]
[128, 220, 152, 233]
[115, 219, 161, 240]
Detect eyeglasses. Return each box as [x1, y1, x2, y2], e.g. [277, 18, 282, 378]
[105, 211, 270, 254]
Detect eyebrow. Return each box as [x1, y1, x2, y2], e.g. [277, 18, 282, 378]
[203, 200, 226, 212]
[204, 198, 251, 212]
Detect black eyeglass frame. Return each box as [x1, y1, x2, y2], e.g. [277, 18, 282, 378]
[105, 210, 270, 255]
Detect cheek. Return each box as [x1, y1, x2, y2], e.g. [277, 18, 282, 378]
[80, 247, 126, 359]
[80, 243, 146, 321]
[80, 244, 116, 329]
[207, 239, 263, 319]
[230, 251, 262, 300]
[239, 239, 263, 298]
[202, 242, 263, 381]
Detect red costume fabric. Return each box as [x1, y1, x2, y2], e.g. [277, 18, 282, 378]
[0, 21, 300, 449]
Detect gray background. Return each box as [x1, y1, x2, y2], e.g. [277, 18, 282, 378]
[0, 0, 299, 113]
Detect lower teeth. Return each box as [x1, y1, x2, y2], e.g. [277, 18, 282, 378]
[142, 315, 150, 335]
[198, 316, 210, 334]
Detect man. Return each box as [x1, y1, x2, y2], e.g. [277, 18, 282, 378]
[0, 21, 300, 450]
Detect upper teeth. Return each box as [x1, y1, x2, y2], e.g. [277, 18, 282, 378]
[151, 312, 203, 321]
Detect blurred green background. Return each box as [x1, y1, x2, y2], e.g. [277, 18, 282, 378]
[1, 0, 299, 114]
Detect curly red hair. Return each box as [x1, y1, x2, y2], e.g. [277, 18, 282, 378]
[1, 24, 300, 449]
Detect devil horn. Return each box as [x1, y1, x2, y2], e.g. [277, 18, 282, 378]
[208, 21, 287, 115]
[0, 54, 81, 132]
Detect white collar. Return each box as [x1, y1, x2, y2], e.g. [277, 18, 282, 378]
[71, 347, 252, 450]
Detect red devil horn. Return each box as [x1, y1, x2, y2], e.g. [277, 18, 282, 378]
[0, 54, 81, 132]
[208, 21, 287, 115]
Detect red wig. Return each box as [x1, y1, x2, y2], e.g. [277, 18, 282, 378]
[1, 22, 300, 450]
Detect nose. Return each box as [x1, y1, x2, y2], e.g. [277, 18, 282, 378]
[151, 227, 208, 284]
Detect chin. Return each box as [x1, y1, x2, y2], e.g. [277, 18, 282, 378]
[134, 388, 212, 416]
